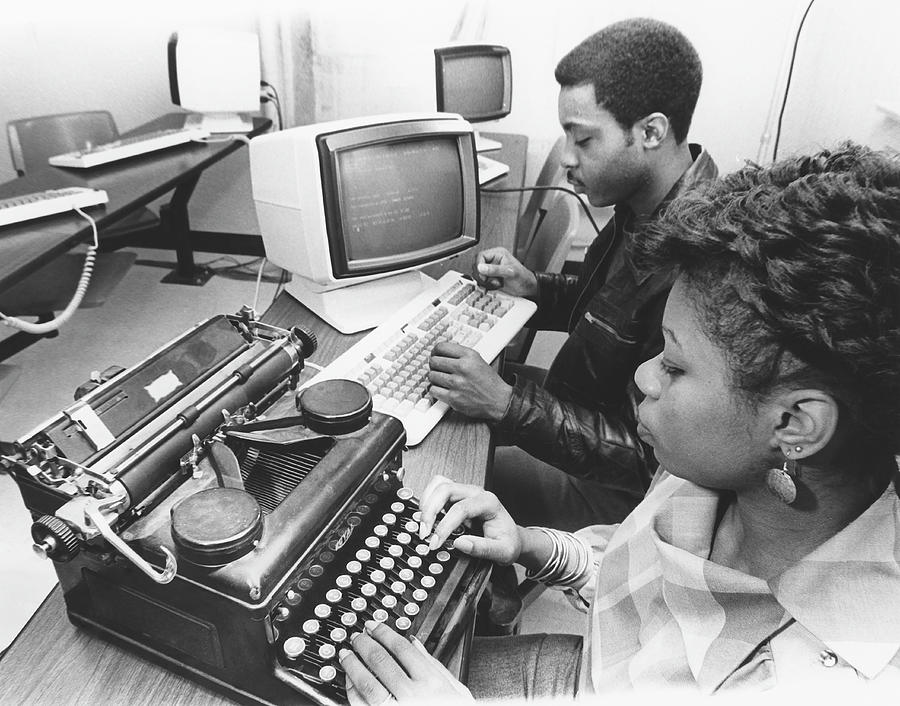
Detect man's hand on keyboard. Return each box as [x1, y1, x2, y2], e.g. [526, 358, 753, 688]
[473, 247, 538, 297]
[427, 341, 513, 422]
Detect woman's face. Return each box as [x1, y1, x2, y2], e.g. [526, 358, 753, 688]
[634, 277, 777, 490]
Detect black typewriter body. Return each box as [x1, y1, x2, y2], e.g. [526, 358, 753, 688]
[2, 311, 490, 706]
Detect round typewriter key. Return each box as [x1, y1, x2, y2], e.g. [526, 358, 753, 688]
[319, 551, 335, 564]
[302, 619, 320, 634]
[421, 576, 436, 589]
[356, 504, 371, 515]
[428, 563, 443, 575]
[356, 548, 372, 562]
[319, 644, 337, 660]
[372, 609, 389, 623]
[436, 550, 451, 563]
[407, 556, 423, 569]
[351, 597, 367, 612]
[283, 636, 306, 659]
[285, 589, 302, 605]
[327, 539, 340, 552]
[379, 557, 395, 571]
[404, 603, 420, 616]
[274, 605, 290, 621]
[405, 520, 419, 533]
[347, 515, 362, 527]
[374, 525, 388, 538]
[382, 595, 397, 609]
[388, 545, 403, 558]
[319, 665, 337, 682]
[414, 589, 429, 603]
[346, 560, 362, 574]
[395, 617, 412, 631]
[365, 493, 379, 504]
[309, 564, 325, 577]
[336, 574, 352, 589]
[416, 544, 430, 557]
[382, 513, 397, 525]
[398, 568, 414, 582]
[341, 612, 358, 627]
[390, 581, 406, 594]
[361, 583, 377, 597]
[330, 627, 347, 642]
[391, 502, 405, 513]
[397, 532, 412, 545]
[314, 604, 332, 619]
[365, 536, 381, 549]
[326, 588, 343, 603]
[298, 578, 314, 591]
[370, 569, 386, 583]
[397, 488, 414, 500]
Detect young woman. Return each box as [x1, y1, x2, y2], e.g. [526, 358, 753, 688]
[337, 142, 900, 702]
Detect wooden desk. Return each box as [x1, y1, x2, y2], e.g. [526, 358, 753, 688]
[0, 132, 527, 705]
[0, 114, 271, 293]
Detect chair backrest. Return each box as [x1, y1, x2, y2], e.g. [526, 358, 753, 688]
[520, 189, 580, 274]
[514, 135, 567, 261]
[8, 111, 119, 176]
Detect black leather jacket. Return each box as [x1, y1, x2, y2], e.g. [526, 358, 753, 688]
[495, 145, 718, 495]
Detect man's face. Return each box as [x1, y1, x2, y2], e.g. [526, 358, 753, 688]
[557, 83, 648, 208]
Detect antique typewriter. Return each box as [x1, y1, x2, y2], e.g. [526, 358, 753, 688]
[1, 309, 490, 705]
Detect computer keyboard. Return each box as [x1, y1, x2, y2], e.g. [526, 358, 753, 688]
[478, 155, 510, 185]
[302, 270, 537, 446]
[0, 187, 108, 227]
[47, 127, 210, 168]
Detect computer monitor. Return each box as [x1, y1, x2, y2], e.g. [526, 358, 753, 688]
[250, 113, 480, 333]
[434, 44, 512, 152]
[168, 29, 261, 134]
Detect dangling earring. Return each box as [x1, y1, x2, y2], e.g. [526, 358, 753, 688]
[766, 455, 799, 505]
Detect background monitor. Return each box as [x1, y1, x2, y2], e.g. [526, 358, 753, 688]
[168, 29, 261, 134]
[250, 113, 480, 333]
[434, 43, 512, 152]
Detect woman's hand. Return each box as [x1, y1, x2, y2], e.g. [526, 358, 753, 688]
[340, 620, 474, 705]
[417, 475, 522, 566]
[473, 247, 538, 297]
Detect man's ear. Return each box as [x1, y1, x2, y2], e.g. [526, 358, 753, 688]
[638, 113, 669, 149]
[771, 389, 840, 459]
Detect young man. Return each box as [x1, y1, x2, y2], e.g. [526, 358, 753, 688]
[428, 18, 718, 535]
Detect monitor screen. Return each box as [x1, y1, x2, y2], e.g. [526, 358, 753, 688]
[321, 134, 467, 276]
[435, 45, 512, 122]
[250, 114, 480, 332]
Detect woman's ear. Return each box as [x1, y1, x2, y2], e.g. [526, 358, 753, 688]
[772, 389, 840, 458]
[638, 113, 669, 149]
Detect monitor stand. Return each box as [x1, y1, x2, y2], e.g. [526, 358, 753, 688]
[184, 112, 254, 134]
[286, 271, 436, 334]
[474, 131, 502, 152]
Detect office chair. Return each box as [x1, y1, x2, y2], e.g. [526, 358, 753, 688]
[2, 112, 145, 359]
[505, 137, 579, 365]
[7, 110, 160, 248]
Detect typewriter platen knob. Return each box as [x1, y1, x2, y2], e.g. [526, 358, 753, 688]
[290, 326, 318, 359]
[31, 515, 80, 562]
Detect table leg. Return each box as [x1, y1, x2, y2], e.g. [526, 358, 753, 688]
[159, 173, 214, 286]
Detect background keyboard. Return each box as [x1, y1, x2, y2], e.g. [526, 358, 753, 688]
[302, 270, 537, 446]
[0, 187, 108, 227]
[48, 127, 210, 168]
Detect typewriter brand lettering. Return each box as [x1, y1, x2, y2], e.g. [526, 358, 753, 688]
[145, 370, 183, 402]
[334, 526, 353, 550]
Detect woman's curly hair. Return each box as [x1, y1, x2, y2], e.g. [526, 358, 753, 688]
[634, 142, 900, 456]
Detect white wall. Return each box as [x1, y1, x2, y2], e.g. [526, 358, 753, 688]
[1, 0, 896, 239]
